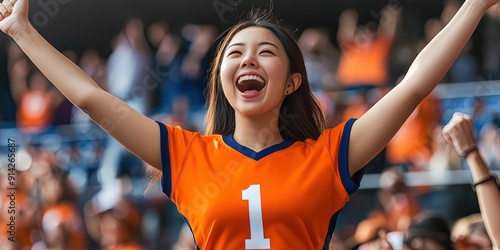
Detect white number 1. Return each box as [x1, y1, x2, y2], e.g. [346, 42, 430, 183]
[242, 184, 270, 249]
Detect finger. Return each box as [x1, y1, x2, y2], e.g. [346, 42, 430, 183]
[3, 0, 13, 13]
[442, 124, 457, 143]
[451, 112, 470, 127]
[455, 114, 474, 137]
[0, 4, 7, 16]
[7, 0, 17, 12]
[449, 115, 461, 126]
[457, 113, 472, 125]
[442, 121, 457, 136]
[453, 111, 470, 119]
[450, 114, 469, 131]
[442, 129, 453, 144]
[467, 119, 476, 141]
[455, 117, 467, 131]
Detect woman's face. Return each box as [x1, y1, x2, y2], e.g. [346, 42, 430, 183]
[220, 26, 299, 117]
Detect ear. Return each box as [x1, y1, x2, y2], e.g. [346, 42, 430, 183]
[286, 73, 302, 94]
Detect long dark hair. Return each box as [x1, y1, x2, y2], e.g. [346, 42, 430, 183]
[205, 9, 326, 141]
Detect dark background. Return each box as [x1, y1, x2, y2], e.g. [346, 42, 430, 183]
[0, 0, 445, 56]
[0, 0, 447, 123]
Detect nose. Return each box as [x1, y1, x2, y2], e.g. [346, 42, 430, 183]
[240, 54, 258, 68]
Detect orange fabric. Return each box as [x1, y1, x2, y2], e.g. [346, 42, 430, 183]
[162, 120, 358, 249]
[105, 243, 143, 250]
[387, 95, 441, 164]
[17, 90, 53, 131]
[337, 35, 393, 87]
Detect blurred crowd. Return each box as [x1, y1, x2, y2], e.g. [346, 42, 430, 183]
[1, 0, 500, 249]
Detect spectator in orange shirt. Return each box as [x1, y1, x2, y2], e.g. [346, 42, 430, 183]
[387, 92, 442, 168]
[8, 54, 62, 133]
[336, 4, 401, 90]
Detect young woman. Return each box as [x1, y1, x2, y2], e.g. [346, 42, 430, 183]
[1, 0, 499, 248]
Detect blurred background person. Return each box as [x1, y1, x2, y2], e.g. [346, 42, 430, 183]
[451, 214, 494, 250]
[84, 180, 144, 250]
[8, 52, 62, 133]
[404, 212, 454, 250]
[107, 17, 152, 114]
[336, 3, 401, 90]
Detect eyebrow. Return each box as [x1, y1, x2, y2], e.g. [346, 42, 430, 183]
[227, 42, 279, 50]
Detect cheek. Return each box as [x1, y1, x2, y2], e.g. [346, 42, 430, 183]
[219, 62, 235, 88]
[220, 81, 233, 102]
[264, 58, 289, 84]
[219, 76, 234, 98]
[217, 73, 235, 104]
[269, 68, 288, 91]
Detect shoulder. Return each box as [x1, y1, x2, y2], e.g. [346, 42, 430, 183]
[157, 122, 221, 145]
[296, 119, 356, 150]
[319, 118, 357, 140]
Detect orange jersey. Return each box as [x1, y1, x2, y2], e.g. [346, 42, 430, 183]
[157, 119, 363, 249]
[337, 35, 393, 87]
[387, 95, 441, 164]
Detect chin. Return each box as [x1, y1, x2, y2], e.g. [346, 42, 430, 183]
[236, 105, 280, 118]
[236, 108, 265, 117]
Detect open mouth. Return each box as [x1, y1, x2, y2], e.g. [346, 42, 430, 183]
[236, 75, 266, 93]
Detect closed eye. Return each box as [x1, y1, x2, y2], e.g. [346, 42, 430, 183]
[260, 50, 275, 55]
[227, 50, 242, 56]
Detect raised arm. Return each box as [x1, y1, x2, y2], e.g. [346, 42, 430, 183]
[7, 55, 29, 102]
[378, 4, 401, 37]
[442, 113, 500, 247]
[348, 0, 500, 174]
[0, 0, 161, 169]
[337, 9, 358, 49]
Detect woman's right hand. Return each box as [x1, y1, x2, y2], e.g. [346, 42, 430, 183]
[0, 0, 30, 40]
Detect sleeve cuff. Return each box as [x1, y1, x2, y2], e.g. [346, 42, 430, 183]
[338, 118, 365, 195]
[155, 121, 172, 197]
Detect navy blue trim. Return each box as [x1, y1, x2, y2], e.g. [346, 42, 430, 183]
[155, 121, 172, 197]
[180, 214, 200, 250]
[323, 210, 341, 250]
[338, 118, 363, 195]
[222, 135, 293, 161]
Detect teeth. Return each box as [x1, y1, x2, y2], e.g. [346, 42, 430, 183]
[238, 75, 264, 84]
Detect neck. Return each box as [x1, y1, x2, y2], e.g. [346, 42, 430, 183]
[233, 109, 283, 152]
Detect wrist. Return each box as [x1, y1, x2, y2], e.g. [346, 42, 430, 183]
[11, 21, 35, 42]
[459, 144, 478, 159]
[471, 174, 500, 191]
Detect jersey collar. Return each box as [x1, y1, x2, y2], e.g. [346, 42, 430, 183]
[222, 135, 294, 161]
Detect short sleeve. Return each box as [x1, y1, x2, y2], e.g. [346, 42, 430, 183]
[322, 118, 364, 195]
[155, 121, 197, 197]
